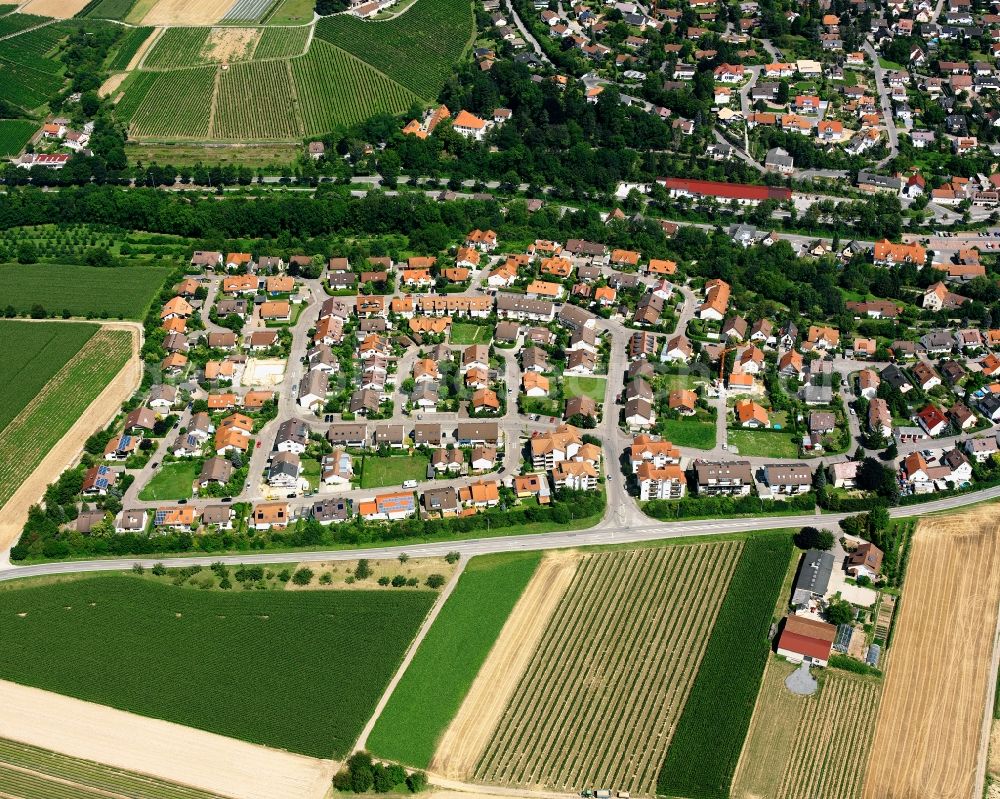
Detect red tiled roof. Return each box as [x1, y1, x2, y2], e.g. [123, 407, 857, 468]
[661, 177, 792, 201]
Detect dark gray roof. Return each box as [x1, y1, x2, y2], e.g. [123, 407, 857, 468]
[792, 549, 834, 605]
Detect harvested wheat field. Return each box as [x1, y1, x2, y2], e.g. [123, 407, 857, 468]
[19, 0, 90, 16]
[734, 657, 881, 799]
[142, 0, 233, 25]
[0, 680, 337, 799]
[467, 541, 743, 796]
[431, 551, 580, 779]
[863, 509, 1000, 799]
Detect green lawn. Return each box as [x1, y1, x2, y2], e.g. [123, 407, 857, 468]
[0, 263, 172, 319]
[450, 322, 492, 345]
[137, 461, 198, 501]
[367, 552, 542, 767]
[360, 453, 430, 489]
[878, 57, 903, 69]
[563, 375, 607, 403]
[728, 429, 800, 459]
[266, 0, 316, 24]
[660, 418, 717, 450]
[0, 576, 435, 758]
[301, 456, 322, 491]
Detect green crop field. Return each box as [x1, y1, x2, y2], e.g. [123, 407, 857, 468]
[0, 13, 48, 38]
[0, 47, 65, 111]
[291, 40, 419, 135]
[360, 453, 429, 489]
[213, 59, 301, 140]
[0, 576, 436, 758]
[0, 738, 228, 799]
[113, 0, 472, 140]
[2, 24, 65, 72]
[112, 69, 156, 120]
[657, 534, 795, 799]
[122, 66, 216, 139]
[254, 25, 309, 58]
[368, 552, 541, 767]
[140, 27, 209, 70]
[0, 119, 37, 156]
[106, 25, 153, 70]
[0, 320, 96, 432]
[0, 324, 131, 508]
[315, 0, 474, 99]
[0, 263, 171, 318]
[83, 0, 139, 20]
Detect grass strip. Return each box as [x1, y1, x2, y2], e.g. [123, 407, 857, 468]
[366, 552, 542, 767]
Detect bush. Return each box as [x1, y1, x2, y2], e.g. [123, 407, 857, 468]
[391, 574, 407, 587]
[378, 575, 391, 586]
[425, 573, 446, 588]
[355, 559, 372, 580]
[794, 526, 835, 550]
[151, 562, 166, 576]
[829, 654, 882, 676]
[292, 568, 314, 586]
[131, 563, 144, 574]
[406, 771, 427, 792]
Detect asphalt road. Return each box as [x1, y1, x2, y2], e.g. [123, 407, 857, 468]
[3, 482, 998, 582]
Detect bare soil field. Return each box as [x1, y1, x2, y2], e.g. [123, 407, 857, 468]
[142, 0, 233, 26]
[0, 323, 140, 558]
[468, 542, 743, 796]
[18, 0, 90, 17]
[99, 72, 128, 98]
[431, 551, 581, 780]
[863, 508, 1000, 799]
[287, 557, 457, 591]
[0, 680, 336, 799]
[202, 26, 261, 61]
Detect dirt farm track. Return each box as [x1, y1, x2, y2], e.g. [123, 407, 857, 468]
[863, 508, 1000, 799]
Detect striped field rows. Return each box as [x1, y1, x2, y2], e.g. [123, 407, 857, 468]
[779, 674, 881, 799]
[0, 329, 132, 508]
[473, 542, 744, 795]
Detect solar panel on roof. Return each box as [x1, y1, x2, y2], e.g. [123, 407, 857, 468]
[120, 434, 132, 449]
[154, 510, 167, 525]
[95, 478, 108, 489]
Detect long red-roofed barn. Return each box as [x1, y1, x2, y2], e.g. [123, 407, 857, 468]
[658, 177, 792, 204]
[776, 615, 837, 666]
